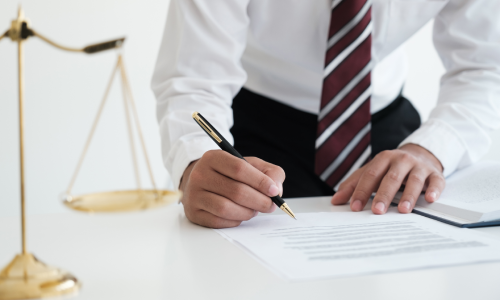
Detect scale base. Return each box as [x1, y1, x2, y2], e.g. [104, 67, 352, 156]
[0, 253, 79, 300]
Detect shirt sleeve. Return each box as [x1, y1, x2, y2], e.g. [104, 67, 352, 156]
[399, 0, 500, 177]
[151, 0, 250, 188]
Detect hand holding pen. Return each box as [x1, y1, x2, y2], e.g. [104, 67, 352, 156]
[177, 112, 295, 228]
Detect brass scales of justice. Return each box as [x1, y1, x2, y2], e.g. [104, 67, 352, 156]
[0, 8, 181, 300]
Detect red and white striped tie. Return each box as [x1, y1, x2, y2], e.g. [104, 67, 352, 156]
[315, 0, 373, 190]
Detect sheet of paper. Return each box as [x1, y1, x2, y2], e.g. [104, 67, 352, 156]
[216, 210, 500, 281]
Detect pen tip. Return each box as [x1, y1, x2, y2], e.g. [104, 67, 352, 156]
[280, 203, 296, 220]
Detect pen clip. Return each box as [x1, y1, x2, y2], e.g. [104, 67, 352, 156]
[192, 112, 222, 143]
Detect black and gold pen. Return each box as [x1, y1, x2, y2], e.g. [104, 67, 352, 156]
[192, 111, 296, 220]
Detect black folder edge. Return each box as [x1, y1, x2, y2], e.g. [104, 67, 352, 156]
[389, 203, 500, 228]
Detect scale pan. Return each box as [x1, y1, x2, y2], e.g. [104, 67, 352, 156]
[63, 189, 181, 213]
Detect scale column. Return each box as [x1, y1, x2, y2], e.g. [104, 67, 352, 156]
[17, 38, 27, 255]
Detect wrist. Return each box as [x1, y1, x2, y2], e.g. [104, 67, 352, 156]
[179, 160, 199, 192]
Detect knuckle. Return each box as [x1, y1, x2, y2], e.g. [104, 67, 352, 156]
[188, 169, 203, 183]
[387, 171, 402, 182]
[352, 190, 371, 201]
[339, 178, 357, 191]
[433, 172, 445, 181]
[230, 185, 246, 202]
[202, 150, 216, 161]
[365, 168, 379, 179]
[258, 199, 271, 212]
[214, 201, 230, 216]
[232, 160, 247, 178]
[408, 173, 425, 185]
[375, 191, 393, 202]
[378, 150, 393, 159]
[430, 172, 446, 185]
[398, 152, 414, 163]
[338, 181, 350, 190]
[258, 175, 269, 191]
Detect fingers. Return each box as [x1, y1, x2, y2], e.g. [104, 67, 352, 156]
[398, 168, 427, 213]
[331, 167, 364, 206]
[350, 152, 391, 212]
[185, 209, 242, 229]
[424, 172, 446, 203]
[182, 150, 285, 229]
[198, 169, 275, 213]
[195, 191, 257, 221]
[204, 151, 280, 197]
[372, 153, 414, 214]
[246, 157, 286, 197]
[333, 146, 445, 215]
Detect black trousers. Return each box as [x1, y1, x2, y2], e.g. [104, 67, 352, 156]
[230, 88, 421, 198]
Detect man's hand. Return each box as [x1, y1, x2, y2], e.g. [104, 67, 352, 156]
[331, 144, 445, 214]
[179, 150, 285, 228]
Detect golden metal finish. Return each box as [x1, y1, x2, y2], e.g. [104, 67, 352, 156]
[64, 189, 181, 213]
[17, 39, 26, 255]
[63, 54, 181, 213]
[7, 8, 29, 42]
[119, 59, 158, 192]
[31, 30, 83, 53]
[31, 30, 125, 54]
[192, 112, 222, 143]
[280, 203, 297, 220]
[0, 254, 79, 300]
[0, 7, 128, 299]
[0, 30, 8, 41]
[119, 58, 142, 189]
[2, 7, 124, 53]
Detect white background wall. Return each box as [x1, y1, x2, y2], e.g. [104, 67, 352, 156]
[1, 1, 499, 217]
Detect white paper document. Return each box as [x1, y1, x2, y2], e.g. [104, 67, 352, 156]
[413, 161, 500, 223]
[216, 210, 500, 281]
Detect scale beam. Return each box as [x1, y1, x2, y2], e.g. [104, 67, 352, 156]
[32, 30, 125, 54]
[3, 7, 124, 53]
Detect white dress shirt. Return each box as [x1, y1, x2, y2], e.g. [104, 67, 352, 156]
[152, 0, 500, 189]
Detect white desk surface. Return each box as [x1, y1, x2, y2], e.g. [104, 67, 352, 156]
[1, 197, 500, 300]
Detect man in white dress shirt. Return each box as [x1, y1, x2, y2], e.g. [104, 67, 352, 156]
[152, 0, 500, 228]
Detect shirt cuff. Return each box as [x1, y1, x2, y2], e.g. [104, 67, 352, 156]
[398, 119, 466, 177]
[166, 135, 219, 189]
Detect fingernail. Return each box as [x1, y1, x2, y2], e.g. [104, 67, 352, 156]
[253, 211, 259, 217]
[268, 184, 279, 196]
[374, 202, 386, 213]
[429, 192, 437, 201]
[278, 181, 283, 197]
[401, 200, 411, 211]
[351, 200, 363, 211]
